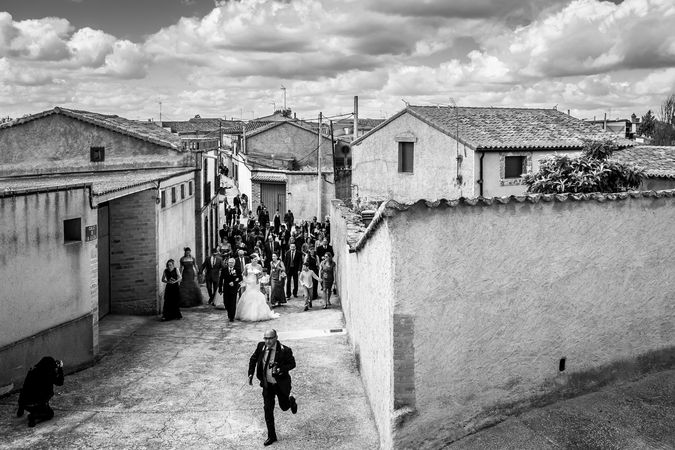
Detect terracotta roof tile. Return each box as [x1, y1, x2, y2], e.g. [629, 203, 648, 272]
[613, 146, 675, 178]
[334, 190, 675, 253]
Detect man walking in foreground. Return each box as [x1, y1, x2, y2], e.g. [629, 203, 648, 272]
[249, 329, 298, 446]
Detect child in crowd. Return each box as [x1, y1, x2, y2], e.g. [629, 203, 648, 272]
[298, 262, 320, 311]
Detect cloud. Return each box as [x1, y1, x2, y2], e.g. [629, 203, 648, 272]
[68, 27, 116, 67]
[0, 13, 72, 60]
[99, 40, 150, 79]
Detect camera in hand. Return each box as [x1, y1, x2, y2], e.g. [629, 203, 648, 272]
[270, 362, 281, 376]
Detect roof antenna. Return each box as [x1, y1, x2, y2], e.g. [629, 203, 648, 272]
[553, 104, 558, 110]
[401, 98, 409, 107]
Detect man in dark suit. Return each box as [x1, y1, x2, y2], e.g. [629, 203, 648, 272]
[218, 258, 241, 322]
[200, 248, 223, 305]
[273, 209, 281, 235]
[315, 238, 334, 261]
[248, 329, 297, 446]
[284, 243, 302, 299]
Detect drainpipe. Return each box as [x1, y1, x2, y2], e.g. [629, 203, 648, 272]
[478, 151, 485, 197]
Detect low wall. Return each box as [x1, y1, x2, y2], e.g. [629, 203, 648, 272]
[0, 313, 95, 396]
[386, 192, 675, 448]
[331, 200, 395, 449]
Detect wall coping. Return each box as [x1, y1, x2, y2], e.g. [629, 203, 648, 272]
[339, 190, 675, 253]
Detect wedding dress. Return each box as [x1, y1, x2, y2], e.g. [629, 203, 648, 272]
[235, 264, 279, 321]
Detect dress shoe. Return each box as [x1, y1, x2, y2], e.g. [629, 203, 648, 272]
[27, 415, 36, 427]
[16, 407, 24, 418]
[303, 305, 308, 311]
[264, 436, 277, 446]
[290, 396, 298, 414]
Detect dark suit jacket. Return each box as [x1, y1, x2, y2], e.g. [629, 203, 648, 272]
[316, 244, 334, 260]
[248, 341, 295, 396]
[284, 250, 302, 273]
[234, 256, 249, 278]
[219, 265, 241, 292]
[200, 256, 223, 282]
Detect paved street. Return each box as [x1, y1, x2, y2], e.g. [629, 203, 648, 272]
[0, 294, 380, 449]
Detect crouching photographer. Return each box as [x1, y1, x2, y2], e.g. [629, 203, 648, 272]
[17, 356, 64, 427]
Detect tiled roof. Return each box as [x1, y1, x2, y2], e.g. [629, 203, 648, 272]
[0, 168, 193, 197]
[334, 190, 675, 253]
[1, 107, 182, 150]
[162, 118, 241, 134]
[352, 106, 633, 150]
[613, 146, 675, 178]
[251, 171, 288, 183]
[334, 118, 386, 129]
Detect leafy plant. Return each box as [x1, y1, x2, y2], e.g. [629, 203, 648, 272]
[523, 140, 644, 194]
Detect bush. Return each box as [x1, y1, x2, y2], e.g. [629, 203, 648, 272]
[523, 140, 644, 194]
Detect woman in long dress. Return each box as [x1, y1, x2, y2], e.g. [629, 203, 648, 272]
[235, 254, 279, 321]
[269, 253, 287, 306]
[319, 252, 336, 309]
[161, 259, 183, 321]
[179, 247, 204, 307]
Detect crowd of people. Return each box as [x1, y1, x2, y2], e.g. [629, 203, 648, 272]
[160, 200, 336, 323]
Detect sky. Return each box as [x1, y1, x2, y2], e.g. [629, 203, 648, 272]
[1, 0, 674, 122]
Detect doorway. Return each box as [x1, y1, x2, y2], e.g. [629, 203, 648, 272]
[97, 204, 110, 319]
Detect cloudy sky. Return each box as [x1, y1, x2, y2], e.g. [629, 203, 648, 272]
[1, 0, 674, 122]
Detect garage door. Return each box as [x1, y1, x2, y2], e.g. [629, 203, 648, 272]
[260, 183, 286, 214]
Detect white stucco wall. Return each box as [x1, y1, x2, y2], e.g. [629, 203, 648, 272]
[237, 159, 252, 212]
[352, 112, 474, 203]
[477, 150, 580, 197]
[0, 188, 97, 347]
[331, 201, 395, 449]
[287, 172, 335, 222]
[157, 173, 196, 307]
[387, 194, 675, 447]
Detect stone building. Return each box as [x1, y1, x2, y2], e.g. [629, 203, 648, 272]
[0, 107, 198, 394]
[351, 106, 630, 203]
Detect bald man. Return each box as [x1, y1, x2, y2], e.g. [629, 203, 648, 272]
[248, 329, 297, 446]
[218, 258, 241, 322]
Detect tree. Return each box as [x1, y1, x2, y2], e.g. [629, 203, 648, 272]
[638, 110, 655, 137]
[659, 93, 675, 126]
[523, 140, 643, 194]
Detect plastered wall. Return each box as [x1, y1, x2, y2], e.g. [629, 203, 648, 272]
[331, 201, 395, 449]
[287, 172, 335, 222]
[352, 112, 474, 203]
[0, 188, 97, 346]
[387, 194, 675, 448]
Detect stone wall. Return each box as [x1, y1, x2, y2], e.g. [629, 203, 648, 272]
[331, 200, 395, 449]
[109, 189, 159, 314]
[0, 187, 98, 393]
[387, 192, 675, 448]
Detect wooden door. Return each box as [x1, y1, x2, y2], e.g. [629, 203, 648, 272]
[260, 183, 286, 215]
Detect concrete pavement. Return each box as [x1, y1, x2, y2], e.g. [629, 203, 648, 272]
[0, 294, 380, 449]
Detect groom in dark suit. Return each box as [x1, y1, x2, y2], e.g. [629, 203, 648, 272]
[249, 329, 297, 446]
[284, 243, 302, 299]
[218, 258, 241, 322]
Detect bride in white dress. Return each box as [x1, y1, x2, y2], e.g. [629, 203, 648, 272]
[235, 254, 280, 322]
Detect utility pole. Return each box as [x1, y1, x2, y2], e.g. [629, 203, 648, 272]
[159, 101, 162, 123]
[317, 112, 322, 219]
[281, 86, 287, 111]
[353, 96, 358, 139]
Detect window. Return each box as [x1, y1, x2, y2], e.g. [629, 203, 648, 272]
[504, 156, 526, 179]
[188, 181, 193, 196]
[171, 187, 176, 204]
[90, 146, 105, 162]
[398, 142, 414, 173]
[181, 184, 185, 199]
[64, 218, 82, 242]
[161, 190, 166, 207]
